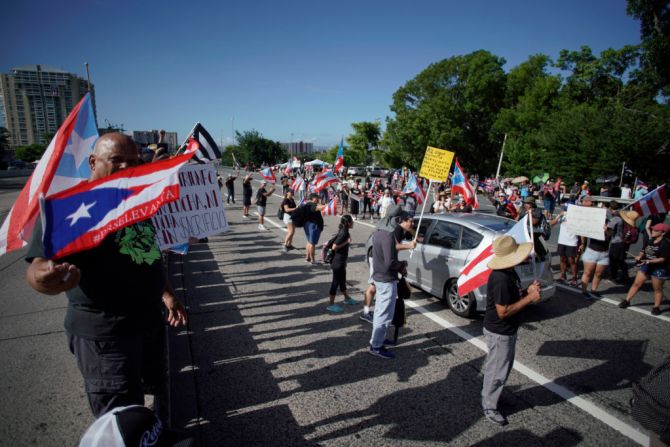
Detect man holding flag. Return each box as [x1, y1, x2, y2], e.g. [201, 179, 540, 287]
[25, 133, 188, 418]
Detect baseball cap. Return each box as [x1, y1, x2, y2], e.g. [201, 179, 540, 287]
[79, 405, 194, 447]
[651, 223, 669, 232]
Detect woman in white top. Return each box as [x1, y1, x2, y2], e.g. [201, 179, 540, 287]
[379, 189, 395, 218]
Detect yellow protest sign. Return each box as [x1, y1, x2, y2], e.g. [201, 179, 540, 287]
[419, 146, 455, 182]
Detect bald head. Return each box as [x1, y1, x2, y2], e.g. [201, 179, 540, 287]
[89, 133, 140, 181]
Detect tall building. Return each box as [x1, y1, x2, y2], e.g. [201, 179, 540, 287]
[281, 141, 314, 154]
[0, 64, 95, 148]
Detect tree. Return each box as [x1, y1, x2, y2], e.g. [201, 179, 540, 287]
[346, 121, 382, 166]
[627, 0, 670, 96]
[15, 143, 46, 162]
[234, 130, 287, 166]
[384, 50, 507, 173]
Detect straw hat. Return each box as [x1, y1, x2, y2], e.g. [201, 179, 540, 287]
[619, 210, 639, 227]
[147, 144, 159, 151]
[487, 236, 533, 270]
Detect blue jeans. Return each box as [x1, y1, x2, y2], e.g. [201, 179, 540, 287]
[370, 280, 397, 349]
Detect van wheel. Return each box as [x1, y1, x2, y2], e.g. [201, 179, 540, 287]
[444, 281, 477, 318]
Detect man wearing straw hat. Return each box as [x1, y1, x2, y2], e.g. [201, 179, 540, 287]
[481, 236, 542, 426]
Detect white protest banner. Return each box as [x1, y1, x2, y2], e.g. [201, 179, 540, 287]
[565, 204, 607, 240]
[152, 163, 229, 249]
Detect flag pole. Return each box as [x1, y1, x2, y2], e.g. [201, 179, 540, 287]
[619, 162, 625, 188]
[528, 213, 538, 280]
[175, 122, 199, 155]
[495, 133, 507, 181]
[410, 179, 432, 259]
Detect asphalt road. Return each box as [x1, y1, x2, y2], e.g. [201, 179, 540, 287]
[1, 173, 667, 445]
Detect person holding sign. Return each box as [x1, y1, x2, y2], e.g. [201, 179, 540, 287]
[579, 196, 612, 299]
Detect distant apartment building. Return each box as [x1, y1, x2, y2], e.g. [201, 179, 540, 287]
[132, 130, 179, 152]
[0, 64, 95, 149]
[282, 141, 314, 154]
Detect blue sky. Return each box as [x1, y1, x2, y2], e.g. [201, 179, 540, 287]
[3, 0, 641, 148]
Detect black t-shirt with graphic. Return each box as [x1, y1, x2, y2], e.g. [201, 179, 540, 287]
[26, 219, 165, 339]
[256, 187, 268, 207]
[484, 268, 523, 335]
[642, 238, 670, 268]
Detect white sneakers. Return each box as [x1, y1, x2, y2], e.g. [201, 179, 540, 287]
[258, 224, 267, 231]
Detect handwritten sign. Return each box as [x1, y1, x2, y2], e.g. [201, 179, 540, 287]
[152, 163, 229, 249]
[419, 146, 455, 182]
[565, 204, 606, 240]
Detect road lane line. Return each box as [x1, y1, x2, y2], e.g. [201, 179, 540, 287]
[555, 283, 670, 323]
[404, 299, 649, 446]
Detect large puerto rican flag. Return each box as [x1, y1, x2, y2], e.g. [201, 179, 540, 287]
[313, 170, 340, 192]
[40, 152, 194, 259]
[260, 167, 276, 184]
[0, 93, 98, 256]
[457, 215, 531, 297]
[631, 184, 670, 216]
[403, 173, 426, 205]
[322, 196, 338, 216]
[334, 138, 345, 174]
[291, 175, 305, 192]
[451, 159, 479, 209]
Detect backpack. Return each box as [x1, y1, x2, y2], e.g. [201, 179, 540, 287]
[622, 222, 640, 244]
[291, 205, 306, 228]
[320, 234, 338, 263]
[276, 206, 284, 220]
[631, 355, 670, 441]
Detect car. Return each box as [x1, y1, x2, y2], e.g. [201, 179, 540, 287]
[347, 166, 366, 176]
[365, 212, 555, 318]
[7, 160, 28, 170]
[366, 166, 389, 177]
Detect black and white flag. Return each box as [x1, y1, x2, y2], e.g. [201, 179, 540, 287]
[182, 123, 221, 164]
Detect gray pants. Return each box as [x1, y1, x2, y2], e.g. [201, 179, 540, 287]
[481, 327, 517, 410]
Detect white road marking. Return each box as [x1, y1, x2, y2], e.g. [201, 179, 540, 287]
[555, 283, 670, 323]
[404, 299, 649, 446]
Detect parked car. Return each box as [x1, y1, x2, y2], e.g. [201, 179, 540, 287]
[347, 166, 366, 176]
[7, 160, 28, 170]
[366, 165, 389, 177]
[365, 213, 555, 318]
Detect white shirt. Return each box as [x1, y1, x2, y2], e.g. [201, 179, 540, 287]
[620, 187, 631, 199]
[557, 213, 578, 246]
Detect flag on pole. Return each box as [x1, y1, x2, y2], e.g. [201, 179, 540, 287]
[283, 157, 292, 176]
[291, 175, 305, 192]
[457, 215, 532, 297]
[231, 151, 241, 169]
[183, 123, 221, 163]
[634, 178, 648, 191]
[334, 138, 345, 174]
[260, 167, 276, 184]
[631, 184, 670, 216]
[40, 152, 194, 260]
[0, 93, 98, 256]
[322, 197, 338, 216]
[451, 159, 478, 209]
[403, 173, 426, 205]
[313, 170, 340, 191]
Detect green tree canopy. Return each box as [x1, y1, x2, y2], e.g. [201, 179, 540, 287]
[15, 143, 46, 162]
[346, 121, 382, 166]
[384, 50, 507, 172]
[234, 130, 287, 166]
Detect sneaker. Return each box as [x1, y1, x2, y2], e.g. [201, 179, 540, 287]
[618, 299, 630, 309]
[359, 312, 374, 323]
[343, 297, 361, 305]
[483, 409, 508, 426]
[589, 291, 602, 299]
[368, 346, 395, 359]
[568, 279, 578, 287]
[651, 307, 661, 316]
[383, 338, 397, 346]
[258, 224, 267, 231]
[326, 304, 344, 314]
[281, 245, 288, 253]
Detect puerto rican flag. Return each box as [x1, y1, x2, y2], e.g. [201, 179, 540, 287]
[260, 167, 276, 184]
[322, 197, 338, 216]
[451, 159, 478, 209]
[283, 157, 292, 176]
[631, 184, 670, 217]
[403, 173, 426, 205]
[334, 138, 345, 174]
[0, 93, 98, 256]
[457, 215, 531, 297]
[313, 170, 340, 192]
[40, 152, 194, 259]
[291, 175, 305, 192]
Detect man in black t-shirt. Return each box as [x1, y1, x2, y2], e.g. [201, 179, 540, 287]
[481, 235, 541, 426]
[24, 133, 188, 419]
[255, 180, 276, 231]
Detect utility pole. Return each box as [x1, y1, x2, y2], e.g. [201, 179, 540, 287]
[495, 133, 507, 181]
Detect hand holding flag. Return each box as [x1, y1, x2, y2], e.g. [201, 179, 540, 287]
[260, 167, 276, 184]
